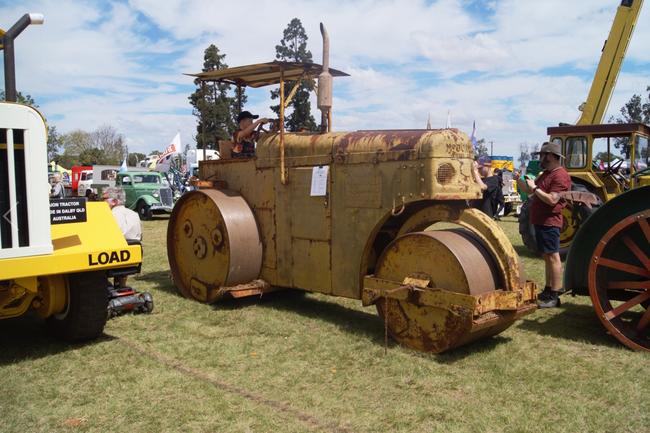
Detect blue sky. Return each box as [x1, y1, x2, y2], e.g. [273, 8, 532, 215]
[1, 0, 649, 160]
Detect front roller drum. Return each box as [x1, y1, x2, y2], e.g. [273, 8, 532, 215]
[370, 229, 536, 353]
[167, 189, 262, 303]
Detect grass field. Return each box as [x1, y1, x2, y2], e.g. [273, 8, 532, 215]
[1, 215, 648, 433]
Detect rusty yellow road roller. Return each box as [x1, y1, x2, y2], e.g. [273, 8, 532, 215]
[167, 25, 537, 353]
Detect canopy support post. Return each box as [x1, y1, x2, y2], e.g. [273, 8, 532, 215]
[279, 71, 287, 185]
[236, 83, 242, 114]
[201, 80, 207, 162]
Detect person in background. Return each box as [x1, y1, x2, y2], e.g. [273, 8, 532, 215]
[49, 173, 65, 198]
[475, 164, 501, 218]
[472, 160, 487, 191]
[103, 187, 142, 287]
[232, 111, 269, 158]
[493, 169, 506, 220]
[517, 142, 571, 308]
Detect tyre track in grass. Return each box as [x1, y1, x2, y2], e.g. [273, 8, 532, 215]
[116, 335, 353, 433]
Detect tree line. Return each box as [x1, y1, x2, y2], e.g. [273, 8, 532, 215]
[1, 90, 137, 167]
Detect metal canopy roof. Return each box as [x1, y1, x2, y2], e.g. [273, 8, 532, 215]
[186, 61, 349, 88]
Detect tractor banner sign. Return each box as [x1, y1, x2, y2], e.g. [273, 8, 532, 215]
[50, 197, 87, 224]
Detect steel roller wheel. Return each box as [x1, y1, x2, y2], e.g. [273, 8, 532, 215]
[374, 229, 515, 353]
[588, 211, 650, 351]
[167, 189, 262, 303]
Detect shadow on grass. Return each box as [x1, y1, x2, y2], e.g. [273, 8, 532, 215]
[513, 244, 541, 260]
[515, 299, 620, 348]
[134, 270, 179, 295]
[131, 271, 516, 360]
[0, 314, 116, 366]
[217, 291, 513, 360]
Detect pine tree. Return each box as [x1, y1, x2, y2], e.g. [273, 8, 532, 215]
[610, 85, 650, 155]
[189, 45, 244, 149]
[270, 18, 317, 132]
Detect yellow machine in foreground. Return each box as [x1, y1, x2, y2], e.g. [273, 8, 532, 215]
[1, 14, 142, 340]
[167, 25, 537, 354]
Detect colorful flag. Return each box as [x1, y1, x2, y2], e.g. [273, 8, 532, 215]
[155, 132, 181, 172]
[470, 121, 478, 153]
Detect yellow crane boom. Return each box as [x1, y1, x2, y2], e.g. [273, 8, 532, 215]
[578, 0, 643, 125]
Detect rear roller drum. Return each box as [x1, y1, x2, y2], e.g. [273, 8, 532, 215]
[588, 211, 650, 351]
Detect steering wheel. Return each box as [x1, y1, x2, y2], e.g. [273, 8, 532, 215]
[632, 165, 650, 178]
[603, 158, 624, 177]
[257, 119, 279, 134]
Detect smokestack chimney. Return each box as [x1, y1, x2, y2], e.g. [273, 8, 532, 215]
[317, 23, 332, 132]
[2, 13, 44, 102]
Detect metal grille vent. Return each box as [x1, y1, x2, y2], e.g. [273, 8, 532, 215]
[159, 188, 173, 207]
[436, 163, 456, 185]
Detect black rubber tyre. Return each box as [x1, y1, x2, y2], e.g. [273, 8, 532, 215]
[518, 199, 538, 254]
[519, 183, 599, 257]
[141, 292, 154, 314]
[137, 201, 153, 220]
[47, 272, 109, 342]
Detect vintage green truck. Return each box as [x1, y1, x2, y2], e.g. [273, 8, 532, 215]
[115, 171, 174, 220]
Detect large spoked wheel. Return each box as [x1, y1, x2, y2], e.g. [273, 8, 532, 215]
[588, 211, 650, 351]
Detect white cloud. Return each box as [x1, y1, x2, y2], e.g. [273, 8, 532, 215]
[1, 0, 648, 158]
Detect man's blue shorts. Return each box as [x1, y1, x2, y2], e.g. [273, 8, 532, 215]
[534, 225, 560, 254]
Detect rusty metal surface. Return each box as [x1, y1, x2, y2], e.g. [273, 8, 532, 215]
[186, 123, 540, 353]
[188, 61, 349, 88]
[558, 191, 601, 208]
[547, 122, 650, 137]
[167, 189, 262, 303]
[256, 128, 474, 166]
[366, 229, 535, 353]
[396, 203, 523, 291]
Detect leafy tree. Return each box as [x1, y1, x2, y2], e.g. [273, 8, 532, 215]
[475, 138, 489, 157]
[270, 18, 317, 132]
[518, 143, 531, 167]
[188, 44, 242, 149]
[0, 90, 36, 106]
[47, 125, 64, 161]
[530, 143, 540, 160]
[613, 86, 650, 124]
[61, 129, 93, 157]
[78, 148, 107, 165]
[594, 151, 619, 163]
[128, 152, 146, 167]
[90, 125, 124, 164]
[610, 86, 650, 155]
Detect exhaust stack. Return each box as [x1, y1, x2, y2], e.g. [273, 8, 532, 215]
[318, 23, 332, 132]
[2, 13, 44, 102]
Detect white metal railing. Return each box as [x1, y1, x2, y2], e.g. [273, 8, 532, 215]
[0, 102, 52, 259]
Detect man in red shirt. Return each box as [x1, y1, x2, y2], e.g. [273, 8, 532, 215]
[519, 142, 571, 308]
